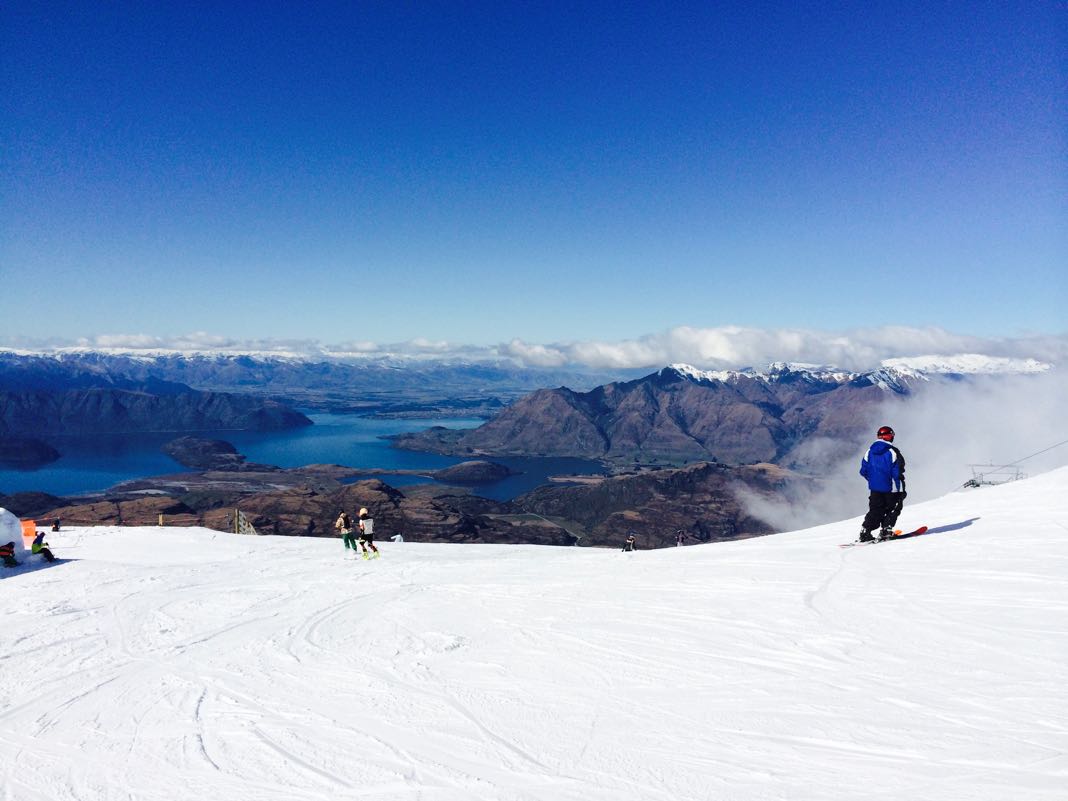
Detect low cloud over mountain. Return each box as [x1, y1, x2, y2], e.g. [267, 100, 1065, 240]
[4, 325, 1063, 372]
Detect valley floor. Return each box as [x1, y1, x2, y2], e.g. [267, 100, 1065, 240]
[2, 469, 1066, 800]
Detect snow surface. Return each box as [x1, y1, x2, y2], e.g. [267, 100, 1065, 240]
[2, 470, 1067, 801]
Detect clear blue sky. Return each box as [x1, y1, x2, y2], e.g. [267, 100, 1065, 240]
[2, 2, 1064, 348]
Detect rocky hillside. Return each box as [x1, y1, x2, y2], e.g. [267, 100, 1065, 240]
[393, 363, 927, 467]
[0, 387, 311, 435]
[30, 479, 577, 547]
[0, 436, 60, 468]
[511, 462, 789, 548]
[8, 458, 797, 548]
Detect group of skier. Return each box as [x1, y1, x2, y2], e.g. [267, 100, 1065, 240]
[334, 507, 379, 559]
[621, 530, 688, 551]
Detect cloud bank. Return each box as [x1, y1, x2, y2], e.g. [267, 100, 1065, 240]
[2, 326, 1064, 371]
[737, 370, 1068, 532]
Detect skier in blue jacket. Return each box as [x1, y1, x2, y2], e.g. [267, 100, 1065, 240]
[858, 425, 906, 542]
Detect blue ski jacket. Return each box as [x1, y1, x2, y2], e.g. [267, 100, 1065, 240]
[860, 440, 904, 493]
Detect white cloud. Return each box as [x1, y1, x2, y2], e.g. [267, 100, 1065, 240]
[500, 339, 568, 367]
[3, 326, 1065, 371]
[526, 326, 1067, 371]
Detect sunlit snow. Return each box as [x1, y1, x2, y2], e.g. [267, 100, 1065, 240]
[2, 469, 1066, 800]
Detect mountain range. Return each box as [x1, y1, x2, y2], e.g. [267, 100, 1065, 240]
[393, 360, 1052, 468]
[1, 349, 1052, 467]
[0, 350, 638, 415]
[0, 350, 1055, 546]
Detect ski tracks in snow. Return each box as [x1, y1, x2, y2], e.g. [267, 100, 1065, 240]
[2, 483, 1067, 801]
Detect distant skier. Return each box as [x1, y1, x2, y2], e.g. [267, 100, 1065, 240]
[31, 532, 55, 562]
[622, 533, 637, 552]
[334, 511, 358, 555]
[675, 530, 686, 547]
[858, 425, 906, 542]
[358, 508, 379, 559]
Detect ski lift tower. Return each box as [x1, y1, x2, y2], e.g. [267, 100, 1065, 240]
[963, 464, 1027, 488]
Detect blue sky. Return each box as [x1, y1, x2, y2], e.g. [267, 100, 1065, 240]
[2, 2, 1064, 356]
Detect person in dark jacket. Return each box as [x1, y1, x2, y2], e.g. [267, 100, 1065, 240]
[858, 425, 906, 542]
[0, 542, 19, 568]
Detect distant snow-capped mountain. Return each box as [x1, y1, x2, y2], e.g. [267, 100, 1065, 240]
[664, 353, 1052, 387]
[880, 354, 1051, 375]
[0, 350, 643, 413]
[0, 349, 1052, 419]
[661, 361, 926, 395]
[663, 362, 856, 385]
[398, 356, 1056, 467]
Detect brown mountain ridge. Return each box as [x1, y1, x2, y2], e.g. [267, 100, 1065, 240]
[393, 364, 920, 468]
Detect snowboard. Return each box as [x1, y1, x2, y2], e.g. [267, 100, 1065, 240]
[840, 526, 929, 548]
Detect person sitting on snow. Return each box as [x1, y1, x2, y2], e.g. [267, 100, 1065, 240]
[31, 532, 55, 562]
[0, 541, 19, 568]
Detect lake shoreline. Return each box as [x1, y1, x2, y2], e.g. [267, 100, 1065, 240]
[0, 413, 606, 503]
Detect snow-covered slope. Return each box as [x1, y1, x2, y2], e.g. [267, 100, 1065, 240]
[2, 469, 1067, 801]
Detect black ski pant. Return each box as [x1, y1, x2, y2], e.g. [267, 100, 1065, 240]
[863, 491, 905, 533]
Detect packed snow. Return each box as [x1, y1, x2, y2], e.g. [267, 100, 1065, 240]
[2, 469, 1067, 800]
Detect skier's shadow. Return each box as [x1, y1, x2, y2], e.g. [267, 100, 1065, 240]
[926, 518, 980, 535]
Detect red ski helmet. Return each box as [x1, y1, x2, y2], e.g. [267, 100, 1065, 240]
[876, 425, 895, 442]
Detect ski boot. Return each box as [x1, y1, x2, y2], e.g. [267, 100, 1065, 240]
[858, 529, 874, 543]
[877, 527, 895, 542]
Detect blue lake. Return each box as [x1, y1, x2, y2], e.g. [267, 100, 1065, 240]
[0, 414, 605, 502]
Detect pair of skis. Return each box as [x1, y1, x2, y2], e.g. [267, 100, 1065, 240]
[840, 526, 929, 548]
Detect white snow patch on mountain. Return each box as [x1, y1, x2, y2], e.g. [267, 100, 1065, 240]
[666, 354, 1053, 390]
[2, 468, 1067, 800]
[667, 362, 903, 386]
[881, 354, 1052, 374]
